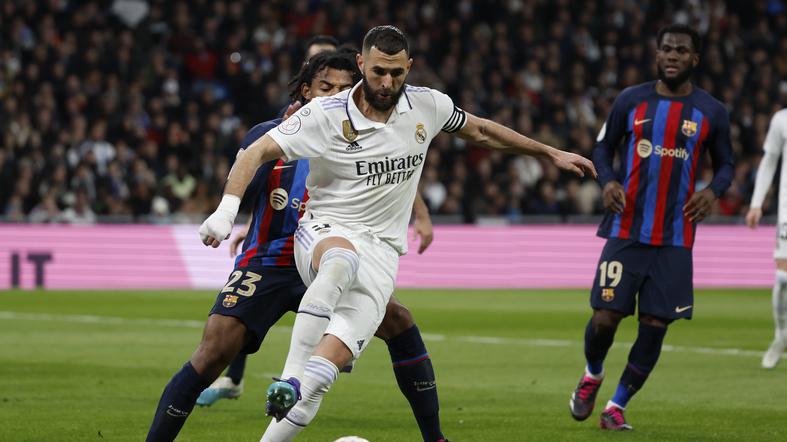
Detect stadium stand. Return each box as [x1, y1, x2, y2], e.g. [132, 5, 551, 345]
[1, 0, 785, 223]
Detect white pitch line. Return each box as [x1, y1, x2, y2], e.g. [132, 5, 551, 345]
[0, 311, 770, 359]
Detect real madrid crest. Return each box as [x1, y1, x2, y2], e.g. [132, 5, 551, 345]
[415, 123, 427, 144]
[681, 120, 698, 137]
[342, 120, 358, 142]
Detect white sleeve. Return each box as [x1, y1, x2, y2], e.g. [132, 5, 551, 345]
[430, 89, 467, 133]
[267, 102, 329, 161]
[750, 112, 786, 208]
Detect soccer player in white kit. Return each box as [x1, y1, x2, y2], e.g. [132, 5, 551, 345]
[199, 25, 596, 440]
[746, 108, 787, 369]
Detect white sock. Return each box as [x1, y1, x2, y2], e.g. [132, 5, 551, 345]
[607, 400, 624, 410]
[584, 367, 604, 381]
[261, 356, 339, 442]
[773, 271, 787, 343]
[281, 248, 359, 380]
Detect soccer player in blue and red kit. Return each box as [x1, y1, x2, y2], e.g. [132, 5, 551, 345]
[568, 24, 734, 431]
[147, 49, 447, 442]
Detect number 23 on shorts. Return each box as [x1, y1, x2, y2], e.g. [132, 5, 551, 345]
[222, 270, 262, 297]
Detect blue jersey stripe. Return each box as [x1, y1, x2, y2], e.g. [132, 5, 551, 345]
[671, 108, 705, 246]
[639, 100, 671, 243]
[610, 108, 638, 237]
[235, 200, 266, 268]
[261, 238, 291, 266]
[265, 162, 309, 259]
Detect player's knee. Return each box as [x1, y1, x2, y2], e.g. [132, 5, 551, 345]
[639, 314, 669, 328]
[312, 238, 357, 273]
[376, 298, 414, 340]
[192, 315, 246, 374]
[315, 246, 359, 283]
[592, 309, 624, 332]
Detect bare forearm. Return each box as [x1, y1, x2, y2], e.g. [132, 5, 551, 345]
[459, 115, 557, 159]
[413, 192, 429, 219]
[225, 134, 283, 198]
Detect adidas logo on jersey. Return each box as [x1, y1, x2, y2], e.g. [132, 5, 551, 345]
[346, 141, 363, 152]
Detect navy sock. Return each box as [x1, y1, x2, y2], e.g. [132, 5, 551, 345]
[225, 353, 247, 385]
[387, 325, 444, 442]
[584, 317, 616, 376]
[146, 361, 211, 442]
[611, 322, 667, 408]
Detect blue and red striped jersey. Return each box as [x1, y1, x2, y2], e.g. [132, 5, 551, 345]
[233, 119, 309, 268]
[594, 81, 734, 248]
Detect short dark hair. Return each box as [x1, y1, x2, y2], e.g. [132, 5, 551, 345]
[288, 50, 361, 102]
[657, 24, 701, 53]
[362, 25, 409, 55]
[305, 35, 339, 50]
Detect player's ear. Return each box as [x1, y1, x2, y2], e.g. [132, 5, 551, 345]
[691, 53, 699, 68]
[356, 53, 364, 73]
[301, 83, 312, 101]
[407, 58, 413, 71]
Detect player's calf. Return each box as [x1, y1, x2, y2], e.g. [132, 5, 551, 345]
[146, 315, 247, 441]
[570, 312, 619, 421]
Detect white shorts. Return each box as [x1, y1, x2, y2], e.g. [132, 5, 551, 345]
[294, 219, 399, 359]
[776, 223, 787, 260]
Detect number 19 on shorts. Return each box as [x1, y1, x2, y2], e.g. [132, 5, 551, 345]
[599, 260, 623, 287]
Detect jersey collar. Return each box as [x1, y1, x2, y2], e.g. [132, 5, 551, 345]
[345, 81, 413, 131]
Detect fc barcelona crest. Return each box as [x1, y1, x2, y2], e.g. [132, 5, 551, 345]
[681, 120, 698, 137]
[601, 288, 615, 302]
[222, 294, 239, 308]
[342, 120, 358, 142]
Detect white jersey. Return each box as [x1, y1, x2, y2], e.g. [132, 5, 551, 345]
[751, 109, 787, 221]
[267, 81, 466, 255]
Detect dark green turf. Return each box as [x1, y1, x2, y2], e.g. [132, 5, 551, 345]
[0, 289, 784, 441]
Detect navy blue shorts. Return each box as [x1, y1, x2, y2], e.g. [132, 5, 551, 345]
[209, 266, 305, 354]
[590, 238, 694, 320]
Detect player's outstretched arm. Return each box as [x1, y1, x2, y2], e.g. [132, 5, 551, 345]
[455, 113, 597, 178]
[411, 193, 433, 254]
[199, 134, 286, 247]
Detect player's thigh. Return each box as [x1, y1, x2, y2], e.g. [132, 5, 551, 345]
[326, 238, 399, 359]
[210, 266, 306, 354]
[590, 238, 652, 316]
[294, 220, 357, 287]
[640, 246, 693, 320]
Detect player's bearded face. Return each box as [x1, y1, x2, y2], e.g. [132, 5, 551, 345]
[656, 33, 697, 90]
[657, 63, 694, 90]
[362, 75, 405, 111]
[360, 48, 411, 112]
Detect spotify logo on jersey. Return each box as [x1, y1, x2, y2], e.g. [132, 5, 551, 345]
[270, 188, 289, 210]
[637, 139, 653, 158]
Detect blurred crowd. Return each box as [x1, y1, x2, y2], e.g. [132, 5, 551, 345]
[1, 0, 786, 224]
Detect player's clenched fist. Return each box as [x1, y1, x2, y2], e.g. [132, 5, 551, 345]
[199, 195, 241, 248]
[602, 181, 626, 214]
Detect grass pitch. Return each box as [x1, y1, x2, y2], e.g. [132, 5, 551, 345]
[0, 288, 785, 441]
